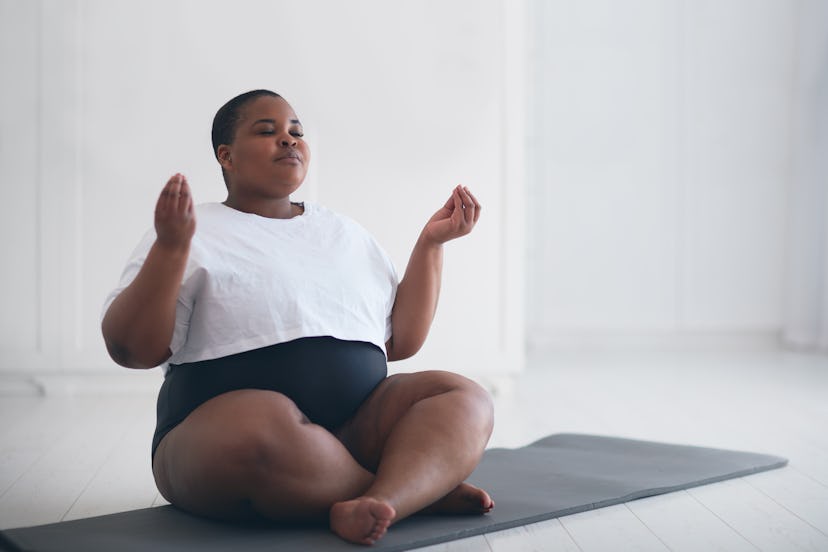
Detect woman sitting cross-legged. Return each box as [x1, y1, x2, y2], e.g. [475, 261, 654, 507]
[101, 89, 494, 546]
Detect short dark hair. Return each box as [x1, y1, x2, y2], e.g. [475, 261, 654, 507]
[211, 89, 282, 184]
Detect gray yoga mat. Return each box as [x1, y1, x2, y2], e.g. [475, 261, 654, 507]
[1, 433, 787, 552]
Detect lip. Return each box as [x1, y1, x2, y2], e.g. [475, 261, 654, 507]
[275, 152, 302, 163]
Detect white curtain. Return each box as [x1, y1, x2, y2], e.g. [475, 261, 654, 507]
[783, 0, 828, 353]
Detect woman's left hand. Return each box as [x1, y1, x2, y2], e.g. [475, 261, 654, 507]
[422, 185, 481, 245]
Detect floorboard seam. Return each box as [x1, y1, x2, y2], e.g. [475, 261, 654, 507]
[741, 474, 828, 538]
[623, 502, 673, 551]
[684, 486, 762, 551]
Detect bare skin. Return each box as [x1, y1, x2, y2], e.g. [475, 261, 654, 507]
[103, 94, 492, 545]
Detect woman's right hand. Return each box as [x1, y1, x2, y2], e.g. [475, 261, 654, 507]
[103, 173, 196, 368]
[155, 173, 196, 251]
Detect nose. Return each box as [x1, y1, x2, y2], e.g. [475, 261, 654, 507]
[279, 132, 297, 147]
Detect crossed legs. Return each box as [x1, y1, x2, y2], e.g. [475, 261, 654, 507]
[152, 370, 494, 545]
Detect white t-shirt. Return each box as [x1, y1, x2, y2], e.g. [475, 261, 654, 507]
[102, 202, 398, 374]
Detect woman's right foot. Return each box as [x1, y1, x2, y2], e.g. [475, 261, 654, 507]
[329, 497, 396, 545]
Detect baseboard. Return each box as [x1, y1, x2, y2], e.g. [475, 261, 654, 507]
[528, 330, 783, 353]
[0, 370, 162, 396]
[0, 375, 44, 396]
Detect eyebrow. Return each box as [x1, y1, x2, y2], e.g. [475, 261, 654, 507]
[252, 118, 302, 126]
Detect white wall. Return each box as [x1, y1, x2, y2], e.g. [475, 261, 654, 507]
[783, 0, 828, 352]
[0, 0, 526, 389]
[527, 0, 799, 350]
[8, 0, 806, 386]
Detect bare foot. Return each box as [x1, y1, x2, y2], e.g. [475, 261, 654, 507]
[421, 482, 494, 515]
[330, 497, 396, 545]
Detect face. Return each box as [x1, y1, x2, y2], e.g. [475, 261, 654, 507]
[218, 95, 310, 199]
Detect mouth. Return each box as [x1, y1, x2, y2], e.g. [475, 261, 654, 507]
[275, 152, 302, 163]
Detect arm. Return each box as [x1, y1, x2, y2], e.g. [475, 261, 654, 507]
[101, 174, 196, 369]
[385, 185, 481, 361]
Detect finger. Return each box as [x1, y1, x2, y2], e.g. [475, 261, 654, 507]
[157, 174, 179, 214]
[178, 176, 192, 215]
[451, 187, 464, 220]
[162, 173, 187, 214]
[169, 174, 184, 212]
[164, 173, 182, 198]
[464, 186, 481, 223]
[159, 174, 176, 199]
[442, 190, 456, 212]
[458, 185, 474, 224]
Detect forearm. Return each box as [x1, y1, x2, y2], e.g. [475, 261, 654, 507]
[387, 233, 443, 361]
[101, 241, 189, 369]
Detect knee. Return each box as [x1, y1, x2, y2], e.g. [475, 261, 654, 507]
[423, 371, 495, 431]
[214, 392, 307, 482]
[462, 377, 495, 433]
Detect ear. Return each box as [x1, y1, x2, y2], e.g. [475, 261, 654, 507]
[217, 144, 232, 171]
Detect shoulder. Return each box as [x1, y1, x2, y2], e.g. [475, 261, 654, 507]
[190, 203, 250, 237]
[194, 202, 230, 221]
[308, 203, 395, 271]
[306, 202, 371, 237]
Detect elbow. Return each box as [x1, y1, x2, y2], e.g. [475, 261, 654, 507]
[385, 337, 423, 362]
[103, 335, 169, 370]
[386, 349, 409, 362]
[104, 338, 133, 368]
[101, 316, 170, 369]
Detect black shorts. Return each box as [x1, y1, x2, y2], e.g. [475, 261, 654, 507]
[152, 336, 387, 463]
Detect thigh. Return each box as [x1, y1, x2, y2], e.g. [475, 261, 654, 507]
[336, 370, 488, 471]
[152, 388, 307, 521]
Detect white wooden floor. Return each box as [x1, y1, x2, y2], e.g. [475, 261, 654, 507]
[1, 348, 827, 551]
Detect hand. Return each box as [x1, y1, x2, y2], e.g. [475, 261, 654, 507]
[154, 173, 196, 251]
[422, 185, 481, 245]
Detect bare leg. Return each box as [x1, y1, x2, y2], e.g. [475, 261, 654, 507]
[333, 371, 494, 542]
[421, 482, 494, 515]
[153, 389, 390, 539]
[153, 375, 492, 545]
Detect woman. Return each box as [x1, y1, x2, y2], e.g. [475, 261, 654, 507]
[101, 89, 494, 546]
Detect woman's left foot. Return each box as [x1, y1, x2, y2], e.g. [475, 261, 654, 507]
[421, 482, 494, 515]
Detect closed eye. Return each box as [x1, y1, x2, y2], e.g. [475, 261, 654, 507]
[257, 130, 303, 137]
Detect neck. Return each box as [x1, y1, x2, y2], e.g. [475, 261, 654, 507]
[222, 195, 300, 219]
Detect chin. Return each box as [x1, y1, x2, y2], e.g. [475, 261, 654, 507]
[281, 180, 304, 197]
